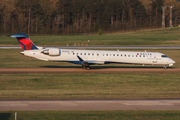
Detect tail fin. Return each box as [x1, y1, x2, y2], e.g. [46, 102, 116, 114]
[11, 33, 38, 51]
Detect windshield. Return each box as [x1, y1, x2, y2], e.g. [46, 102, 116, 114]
[161, 55, 168, 58]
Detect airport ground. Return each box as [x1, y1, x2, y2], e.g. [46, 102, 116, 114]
[0, 49, 179, 98]
[0, 28, 180, 119]
[0, 49, 180, 119]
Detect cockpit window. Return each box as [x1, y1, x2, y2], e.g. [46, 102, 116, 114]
[161, 55, 168, 58]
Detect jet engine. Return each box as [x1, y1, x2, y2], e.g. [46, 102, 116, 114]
[42, 49, 61, 56]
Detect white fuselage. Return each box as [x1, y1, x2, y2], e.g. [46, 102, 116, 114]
[21, 48, 175, 67]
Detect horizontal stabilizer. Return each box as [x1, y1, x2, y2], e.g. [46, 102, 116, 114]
[11, 33, 29, 38]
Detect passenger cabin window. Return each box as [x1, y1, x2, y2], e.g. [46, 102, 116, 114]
[117, 54, 119, 56]
[128, 55, 130, 57]
[84, 53, 86, 55]
[92, 53, 94, 56]
[121, 54, 123, 57]
[106, 54, 108, 56]
[80, 53, 82, 55]
[73, 53, 75, 55]
[125, 55, 126, 57]
[161, 55, 168, 58]
[88, 53, 90, 55]
[132, 55, 134, 57]
[97, 54, 99, 56]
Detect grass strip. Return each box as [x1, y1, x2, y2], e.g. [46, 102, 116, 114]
[1, 27, 180, 46]
[0, 73, 180, 98]
[1, 110, 180, 120]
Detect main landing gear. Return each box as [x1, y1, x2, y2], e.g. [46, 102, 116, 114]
[82, 64, 91, 70]
[163, 65, 167, 70]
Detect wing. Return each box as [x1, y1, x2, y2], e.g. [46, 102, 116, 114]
[77, 56, 104, 65]
[84, 60, 104, 65]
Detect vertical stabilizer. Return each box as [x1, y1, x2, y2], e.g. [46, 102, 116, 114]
[11, 33, 38, 51]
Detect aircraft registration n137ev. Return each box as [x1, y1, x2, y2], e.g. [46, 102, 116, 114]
[11, 33, 175, 70]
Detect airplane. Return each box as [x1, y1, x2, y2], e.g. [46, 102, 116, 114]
[11, 33, 175, 70]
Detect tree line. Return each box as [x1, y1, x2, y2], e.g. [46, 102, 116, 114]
[0, 0, 180, 35]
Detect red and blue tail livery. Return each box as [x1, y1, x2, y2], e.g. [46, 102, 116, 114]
[11, 33, 38, 51]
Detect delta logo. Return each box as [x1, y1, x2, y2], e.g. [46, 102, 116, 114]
[137, 53, 152, 55]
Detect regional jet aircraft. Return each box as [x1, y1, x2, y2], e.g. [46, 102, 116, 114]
[11, 33, 175, 70]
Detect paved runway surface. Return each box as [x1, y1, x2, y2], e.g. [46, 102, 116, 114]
[1, 98, 180, 111]
[1, 46, 180, 49]
[0, 68, 179, 74]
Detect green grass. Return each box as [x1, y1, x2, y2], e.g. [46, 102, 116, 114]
[1, 111, 180, 120]
[0, 73, 180, 98]
[0, 27, 180, 46]
[0, 49, 179, 68]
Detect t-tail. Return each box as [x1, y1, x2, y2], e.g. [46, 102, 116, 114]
[11, 33, 38, 51]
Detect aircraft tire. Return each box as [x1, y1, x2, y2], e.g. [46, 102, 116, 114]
[86, 67, 90, 70]
[163, 65, 167, 70]
[82, 65, 86, 69]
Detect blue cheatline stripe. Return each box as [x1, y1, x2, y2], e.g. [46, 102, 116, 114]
[67, 61, 119, 65]
[18, 41, 26, 50]
[67, 61, 83, 65]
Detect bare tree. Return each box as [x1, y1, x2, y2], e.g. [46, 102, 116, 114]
[1, 0, 15, 33]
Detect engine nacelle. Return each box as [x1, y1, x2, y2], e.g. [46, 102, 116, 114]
[42, 49, 61, 56]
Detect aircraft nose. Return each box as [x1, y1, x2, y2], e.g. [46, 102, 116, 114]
[172, 60, 175, 64]
[169, 59, 175, 64]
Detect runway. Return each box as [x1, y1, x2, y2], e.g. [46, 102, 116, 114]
[0, 68, 179, 74]
[1, 46, 180, 49]
[1, 98, 180, 111]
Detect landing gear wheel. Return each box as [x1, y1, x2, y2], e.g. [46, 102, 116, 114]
[82, 65, 86, 69]
[86, 66, 90, 70]
[82, 64, 90, 70]
[163, 65, 167, 70]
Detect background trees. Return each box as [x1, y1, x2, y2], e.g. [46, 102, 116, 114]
[0, 0, 180, 34]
